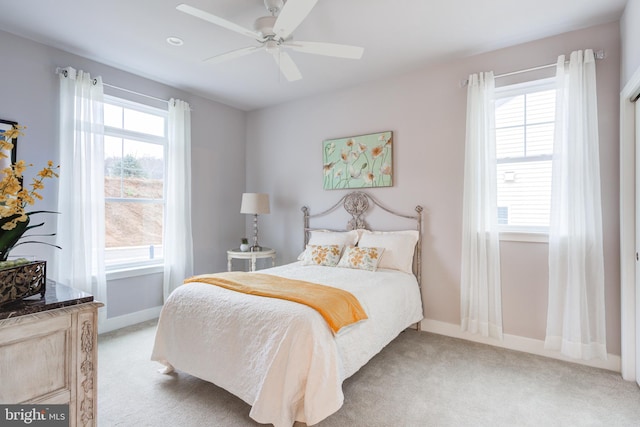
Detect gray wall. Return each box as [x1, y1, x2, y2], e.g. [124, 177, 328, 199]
[0, 30, 247, 319]
[621, 0, 640, 85]
[246, 22, 622, 355]
[0, 18, 627, 350]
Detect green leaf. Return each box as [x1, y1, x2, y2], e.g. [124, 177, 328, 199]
[0, 210, 60, 261]
[0, 214, 30, 261]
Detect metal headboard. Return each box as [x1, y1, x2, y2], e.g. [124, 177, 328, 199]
[301, 191, 423, 287]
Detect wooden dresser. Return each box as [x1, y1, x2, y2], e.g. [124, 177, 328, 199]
[0, 281, 102, 427]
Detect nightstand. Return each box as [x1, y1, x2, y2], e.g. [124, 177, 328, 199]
[227, 247, 276, 272]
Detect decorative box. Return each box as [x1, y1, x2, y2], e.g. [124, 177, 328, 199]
[0, 260, 46, 306]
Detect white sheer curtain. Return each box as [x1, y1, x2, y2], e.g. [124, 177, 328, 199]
[163, 99, 194, 300]
[545, 49, 607, 360]
[461, 72, 503, 339]
[55, 67, 107, 317]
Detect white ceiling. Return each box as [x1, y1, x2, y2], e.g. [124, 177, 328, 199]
[0, 0, 628, 111]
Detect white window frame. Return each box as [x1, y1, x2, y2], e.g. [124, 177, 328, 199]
[103, 95, 168, 271]
[494, 77, 555, 243]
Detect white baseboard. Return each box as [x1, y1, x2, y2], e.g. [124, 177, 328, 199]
[96, 310, 621, 371]
[98, 306, 162, 335]
[420, 319, 621, 373]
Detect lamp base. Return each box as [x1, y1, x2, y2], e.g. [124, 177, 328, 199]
[250, 245, 263, 252]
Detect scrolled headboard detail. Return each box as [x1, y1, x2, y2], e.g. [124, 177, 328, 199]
[301, 191, 423, 286]
[343, 192, 369, 230]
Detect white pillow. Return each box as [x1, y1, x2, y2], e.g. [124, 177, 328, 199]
[309, 229, 359, 246]
[297, 230, 360, 260]
[357, 230, 419, 274]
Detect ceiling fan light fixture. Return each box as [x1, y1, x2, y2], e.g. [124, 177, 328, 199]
[265, 40, 279, 54]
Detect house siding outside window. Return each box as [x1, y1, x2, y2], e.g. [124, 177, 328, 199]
[495, 78, 555, 233]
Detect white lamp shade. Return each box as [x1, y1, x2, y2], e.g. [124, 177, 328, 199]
[240, 193, 270, 215]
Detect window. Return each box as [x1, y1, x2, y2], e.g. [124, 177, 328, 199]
[103, 96, 167, 268]
[497, 206, 509, 225]
[495, 78, 555, 233]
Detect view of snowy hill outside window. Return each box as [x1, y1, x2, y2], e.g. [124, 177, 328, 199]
[104, 96, 166, 268]
[495, 78, 555, 232]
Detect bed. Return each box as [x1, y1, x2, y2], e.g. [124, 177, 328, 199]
[151, 192, 424, 426]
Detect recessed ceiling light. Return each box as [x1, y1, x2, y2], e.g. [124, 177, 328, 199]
[166, 36, 184, 46]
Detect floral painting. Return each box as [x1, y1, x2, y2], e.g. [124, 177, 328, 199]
[322, 131, 393, 190]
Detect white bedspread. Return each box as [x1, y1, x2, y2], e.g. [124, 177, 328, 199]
[151, 262, 423, 426]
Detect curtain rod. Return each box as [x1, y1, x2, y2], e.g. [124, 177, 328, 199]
[55, 67, 169, 104]
[103, 82, 169, 104]
[460, 49, 605, 88]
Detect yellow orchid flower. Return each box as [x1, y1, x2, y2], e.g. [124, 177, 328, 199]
[0, 125, 59, 261]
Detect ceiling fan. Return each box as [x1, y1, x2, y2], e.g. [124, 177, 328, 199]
[176, 0, 364, 81]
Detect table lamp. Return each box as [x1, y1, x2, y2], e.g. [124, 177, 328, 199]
[240, 193, 270, 251]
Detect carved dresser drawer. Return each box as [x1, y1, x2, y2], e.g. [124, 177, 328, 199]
[0, 281, 102, 427]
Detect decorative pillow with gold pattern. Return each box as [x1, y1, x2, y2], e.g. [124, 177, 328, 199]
[301, 244, 343, 267]
[337, 246, 385, 272]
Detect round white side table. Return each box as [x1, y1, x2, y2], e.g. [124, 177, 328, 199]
[227, 247, 276, 272]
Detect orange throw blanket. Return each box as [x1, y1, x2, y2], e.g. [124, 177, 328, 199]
[184, 272, 368, 333]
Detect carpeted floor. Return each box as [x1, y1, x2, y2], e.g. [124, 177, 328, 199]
[98, 319, 640, 426]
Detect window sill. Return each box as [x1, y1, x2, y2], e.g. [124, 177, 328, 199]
[106, 263, 164, 281]
[499, 231, 548, 243]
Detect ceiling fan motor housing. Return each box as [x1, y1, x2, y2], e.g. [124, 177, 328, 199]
[255, 15, 277, 39]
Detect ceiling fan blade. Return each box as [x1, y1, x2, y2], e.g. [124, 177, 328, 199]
[176, 4, 263, 41]
[283, 41, 364, 59]
[270, 51, 302, 81]
[205, 46, 262, 64]
[273, 0, 318, 40]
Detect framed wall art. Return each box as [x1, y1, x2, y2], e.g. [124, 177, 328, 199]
[322, 130, 393, 190]
[0, 119, 18, 174]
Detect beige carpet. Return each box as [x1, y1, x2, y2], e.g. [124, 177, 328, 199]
[98, 319, 640, 426]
